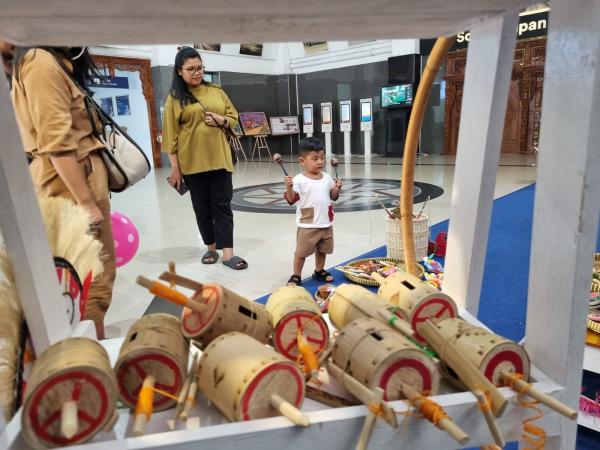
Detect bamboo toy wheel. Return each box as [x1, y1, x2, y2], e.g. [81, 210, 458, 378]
[21, 338, 118, 449]
[114, 314, 188, 411]
[266, 285, 329, 361]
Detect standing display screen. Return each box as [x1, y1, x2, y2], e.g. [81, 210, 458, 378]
[322, 105, 332, 124]
[303, 106, 313, 125]
[360, 102, 372, 122]
[341, 103, 351, 123]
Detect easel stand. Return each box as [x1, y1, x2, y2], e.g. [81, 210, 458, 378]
[229, 136, 247, 162]
[251, 135, 272, 160]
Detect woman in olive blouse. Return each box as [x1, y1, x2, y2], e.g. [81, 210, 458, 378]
[162, 47, 247, 270]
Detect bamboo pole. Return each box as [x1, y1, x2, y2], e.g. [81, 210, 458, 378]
[473, 389, 505, 448]
[136, 276, 206, 312]
[326, 361, 398, 428]
[500, 371, 578, 420]
[401, 383, 469, 445]
[269, 394, 310, 427]
[158, 271, 204, 291]
[419, 320, 507, 417]
[400, 36, 455, 275]
[355, 388, 384, 450]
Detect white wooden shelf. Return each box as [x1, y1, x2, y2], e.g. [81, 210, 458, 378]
[583, 346, 600, 375]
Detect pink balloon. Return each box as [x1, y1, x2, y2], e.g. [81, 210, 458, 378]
[110, 211, 140, 268]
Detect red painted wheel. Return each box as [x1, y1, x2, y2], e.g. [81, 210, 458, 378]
[410, 298, 457, 343]
[180, 285, 221, 337]
[273, 312, 329, 361]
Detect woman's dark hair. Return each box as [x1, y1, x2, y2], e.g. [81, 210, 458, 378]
[13, 46, 102, 94]
[169, 46, 206, 107]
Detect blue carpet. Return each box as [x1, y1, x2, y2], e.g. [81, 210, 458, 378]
[256, 183, 600, 449]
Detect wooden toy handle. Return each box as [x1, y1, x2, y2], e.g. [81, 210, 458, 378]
[180, 382, 197, 421]
[136, 276, 206, 312]
[500, 371, 578, 420]
[60, 400, 78, 439]
[270, 394, 310, 427]
[326, 361, 398, 428]
[376, 309, 415, 338]
[401, 383, 469, 445]
[158, 271, 204, 291]
[356, 388, 384, 450]
[133, 376, 155, 436]
[473, 389, 505, 448]
[419, 320, 507, 417]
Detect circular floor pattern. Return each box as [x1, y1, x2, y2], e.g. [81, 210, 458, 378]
[231, 179, 444, 214]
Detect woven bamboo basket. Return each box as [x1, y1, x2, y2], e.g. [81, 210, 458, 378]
[385, 214, 429, 262]
[340, 257, 424, 287]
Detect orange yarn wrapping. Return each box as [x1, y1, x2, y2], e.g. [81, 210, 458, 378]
[368, 403, 384, 417]
[504, 373, 547, 450]
[297, 316, 321, 377]
[478, 391, 493, 413]
[152, 387, 180, 401]
[411, 395, 450, 429]
[135, 384, 155, 420]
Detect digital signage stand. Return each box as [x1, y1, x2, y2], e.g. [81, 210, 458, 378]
[339, 100, 352, 158]
[320, 102, 333, 156]
[360, 98, 373, 157]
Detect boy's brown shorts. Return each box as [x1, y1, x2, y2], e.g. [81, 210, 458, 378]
[296, 227, 334, 258]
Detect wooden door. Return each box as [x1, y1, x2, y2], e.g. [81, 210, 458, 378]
[92, 55, 162, 168]
[443, 38, 546, 154]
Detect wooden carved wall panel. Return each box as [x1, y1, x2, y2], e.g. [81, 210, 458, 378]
[443, 37, 546, 154]
[91, 55, 161, 168]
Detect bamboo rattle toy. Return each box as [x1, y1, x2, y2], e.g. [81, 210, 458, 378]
[272, 153, 289, 176]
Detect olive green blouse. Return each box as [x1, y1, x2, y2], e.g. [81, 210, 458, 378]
[161, 83, 239, 175]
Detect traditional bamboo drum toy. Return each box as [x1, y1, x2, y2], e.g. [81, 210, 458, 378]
[376, 270, 458, 343]
[197, 332, 307, 423]
[136, 274, 273, 348]
[332, 317, 440, 400]
[21, 337, 118, 449]
[266, 285, 329, 361]
[328, 283, 414, 338]
[180, 283, 272, 347]
[114, 313, 189, 411]
[430, 318, 530, 388]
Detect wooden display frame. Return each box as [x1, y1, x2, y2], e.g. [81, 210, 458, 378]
[1, 0, 599, 449]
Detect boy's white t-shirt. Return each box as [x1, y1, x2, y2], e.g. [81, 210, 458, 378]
[291, 173, 335, 228]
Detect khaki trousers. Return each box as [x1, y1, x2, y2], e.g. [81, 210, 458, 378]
[31, 151, 116, 338]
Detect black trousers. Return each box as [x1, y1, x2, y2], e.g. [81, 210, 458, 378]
[183, 169, 234, 249]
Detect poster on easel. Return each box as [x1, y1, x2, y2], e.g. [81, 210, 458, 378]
[239, 112, 271, 136]
[269, 116, 300, 136]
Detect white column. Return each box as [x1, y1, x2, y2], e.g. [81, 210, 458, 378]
[0, 74, 70, 353]
[325, 132, 332, 157]
[525, 1, 600, 448]
[363, 130, 372, 157]
[343, 131, 351, 158]
[442, 11, 519, 315]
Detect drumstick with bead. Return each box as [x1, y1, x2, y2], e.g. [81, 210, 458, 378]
[330, 157, 339, 179]
[272, 153, 289, 176]
[180, 355, 201, 421]
[175, 352, 199, 420]
[473, 389, 505, 448]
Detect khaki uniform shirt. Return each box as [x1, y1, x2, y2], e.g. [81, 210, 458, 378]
[11, 49, 104, 188]
[161, 84, 239, 175]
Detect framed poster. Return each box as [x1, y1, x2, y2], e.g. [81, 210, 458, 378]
[269, 116, 300, 136]
[100, 97, 114, 116]
[116, 95, 130, 116]
[239, 112, 271, 136]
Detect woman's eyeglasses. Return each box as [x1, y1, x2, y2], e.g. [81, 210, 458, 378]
[182, 65, 205, 74]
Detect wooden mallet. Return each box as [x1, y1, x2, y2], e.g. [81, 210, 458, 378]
[272, 153, 289, 176]
[331, 157, 339, 178]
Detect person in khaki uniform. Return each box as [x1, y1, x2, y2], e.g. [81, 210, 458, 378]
[10, 46, 116, 339]
[162, 46, 247, 270]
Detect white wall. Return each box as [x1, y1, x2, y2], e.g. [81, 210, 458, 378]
[90, 69, 154, 167]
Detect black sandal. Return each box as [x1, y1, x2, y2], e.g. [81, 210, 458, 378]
[287, 274, 302, 286]
[312, 269, 333, 283]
